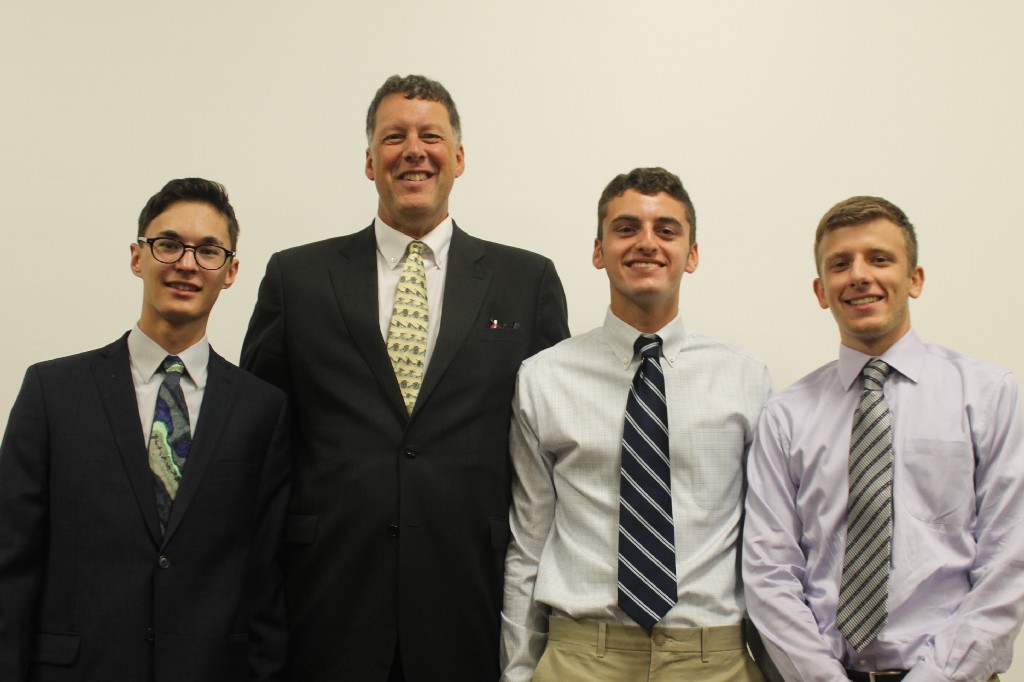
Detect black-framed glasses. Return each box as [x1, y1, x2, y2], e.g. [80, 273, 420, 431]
[138, 237, 235, 270]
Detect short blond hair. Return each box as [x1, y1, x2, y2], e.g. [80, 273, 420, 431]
[814, 196, 917, 273]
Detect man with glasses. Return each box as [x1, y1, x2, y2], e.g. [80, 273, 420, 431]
[0, 178, 291, 681]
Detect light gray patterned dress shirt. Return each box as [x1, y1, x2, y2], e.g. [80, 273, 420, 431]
[500, 309, 772, 682]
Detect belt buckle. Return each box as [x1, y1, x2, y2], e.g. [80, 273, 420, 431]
[869, 673, 903, 682]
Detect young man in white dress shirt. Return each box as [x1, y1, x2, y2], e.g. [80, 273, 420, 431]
[500, 167, 772, 682]
[743, 196, 1024, 682]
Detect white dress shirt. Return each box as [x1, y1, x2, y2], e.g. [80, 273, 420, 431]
[127, 325, 209, 445]
[374, 216, 451, 371]
[500, 309, 772, 682]
[743, 329, 1024, 682]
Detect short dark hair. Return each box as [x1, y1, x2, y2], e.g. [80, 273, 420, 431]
[814, 195, 917, 273]
[137, 178, 240, 250]
[597, 167, 696, 243]
[365, 74, 461, 143]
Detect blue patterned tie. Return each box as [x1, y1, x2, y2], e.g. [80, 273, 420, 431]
[836, 358, 894, 650]
[148, 355, 192, 533]
[617, 335, 676, 630]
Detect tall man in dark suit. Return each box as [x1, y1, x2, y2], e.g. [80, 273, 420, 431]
[241, 74, 570, 681]
[0, 178, 291, 682]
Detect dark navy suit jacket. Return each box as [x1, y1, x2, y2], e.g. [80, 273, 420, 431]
[0, 335, 291, 682]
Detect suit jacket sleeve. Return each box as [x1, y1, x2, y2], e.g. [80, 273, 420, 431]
[529, 257, 570, 357]
[0, 367, 51, 681]
[241, 253, 290, 393]
[246, 396, 292, 682]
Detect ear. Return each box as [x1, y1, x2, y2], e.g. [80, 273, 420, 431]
[222, 258, 239, 290]
[454, 143, 465, 178]
[813, 277, 828, 309]
[365, 147, 375, 181]
[908, 265, 924, 299]
[592, 237, 605, 270]
[130, 242, 143, 279]
[684, 242, 699, 274]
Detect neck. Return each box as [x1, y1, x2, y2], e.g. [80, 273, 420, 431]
[390, 221, 437, 240]
[380, 208, 446, 240]
[842, 326, 910, 357]
[611, 302, 677, 334]
[138, 317, 206, 355]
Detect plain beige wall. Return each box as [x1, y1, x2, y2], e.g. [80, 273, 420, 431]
[3, 0, 1023, 676]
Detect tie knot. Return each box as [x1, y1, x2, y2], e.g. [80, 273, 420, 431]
[862, 358, 892, 391]
[161, 356, 186, 386]
[407, 240, 425, 258]
[161, 356, 185, 375]
[634, 334, 663, 361]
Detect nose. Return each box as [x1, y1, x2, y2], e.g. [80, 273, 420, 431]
[847, 256, 869, 286]
[175, 246, 199, 271]
[402, 134, 426, 161]
[635, 226, 658, 252]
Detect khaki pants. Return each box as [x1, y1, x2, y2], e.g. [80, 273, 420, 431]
[533, 617, 764, 682]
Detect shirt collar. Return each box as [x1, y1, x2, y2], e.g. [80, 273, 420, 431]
[128, 324, 210, 387]
[837, 328, 924, 391]
[602, 307, 687, 370]
[374, 216, 453, 271]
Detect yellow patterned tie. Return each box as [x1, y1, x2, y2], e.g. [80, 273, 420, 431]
[386, 241, 428, 414]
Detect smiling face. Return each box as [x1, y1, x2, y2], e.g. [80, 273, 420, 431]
[593, 190, 698, 332]
[814, 218, 924, 355]
[131, 200, 238, 350]
[365, 94, 465, 238]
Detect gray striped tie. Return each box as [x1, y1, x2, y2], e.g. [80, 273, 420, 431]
[836, 358, 894, 650]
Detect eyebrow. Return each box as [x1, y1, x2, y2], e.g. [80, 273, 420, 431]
[153, 229, 226, 247]
[610, 214, 684, 227]
[824, 246, 898, 260]
[380, 123, 445, 135]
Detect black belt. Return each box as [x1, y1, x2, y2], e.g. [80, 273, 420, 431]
[845, 670, 908, 682]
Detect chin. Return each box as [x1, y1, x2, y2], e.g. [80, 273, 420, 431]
[160, 307, 204, 324]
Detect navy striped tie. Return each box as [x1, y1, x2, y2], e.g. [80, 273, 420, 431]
[617, 334, 676, 630]
[836, 358, 894, 650]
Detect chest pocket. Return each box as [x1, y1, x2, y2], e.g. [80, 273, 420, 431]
[899, 438, 974, 526]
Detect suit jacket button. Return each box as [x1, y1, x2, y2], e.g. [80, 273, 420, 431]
[388, 525, 400, 538]
[145, 627, 155, 643]
[404, 449, 417, 459]
[158, 555, 171, 569]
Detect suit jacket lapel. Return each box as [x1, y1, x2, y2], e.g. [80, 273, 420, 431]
[93, 335, 162, 545]
[416, 225, 490, 413]
[330, 225, 407, 417]
[161, 349, 234, 544]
